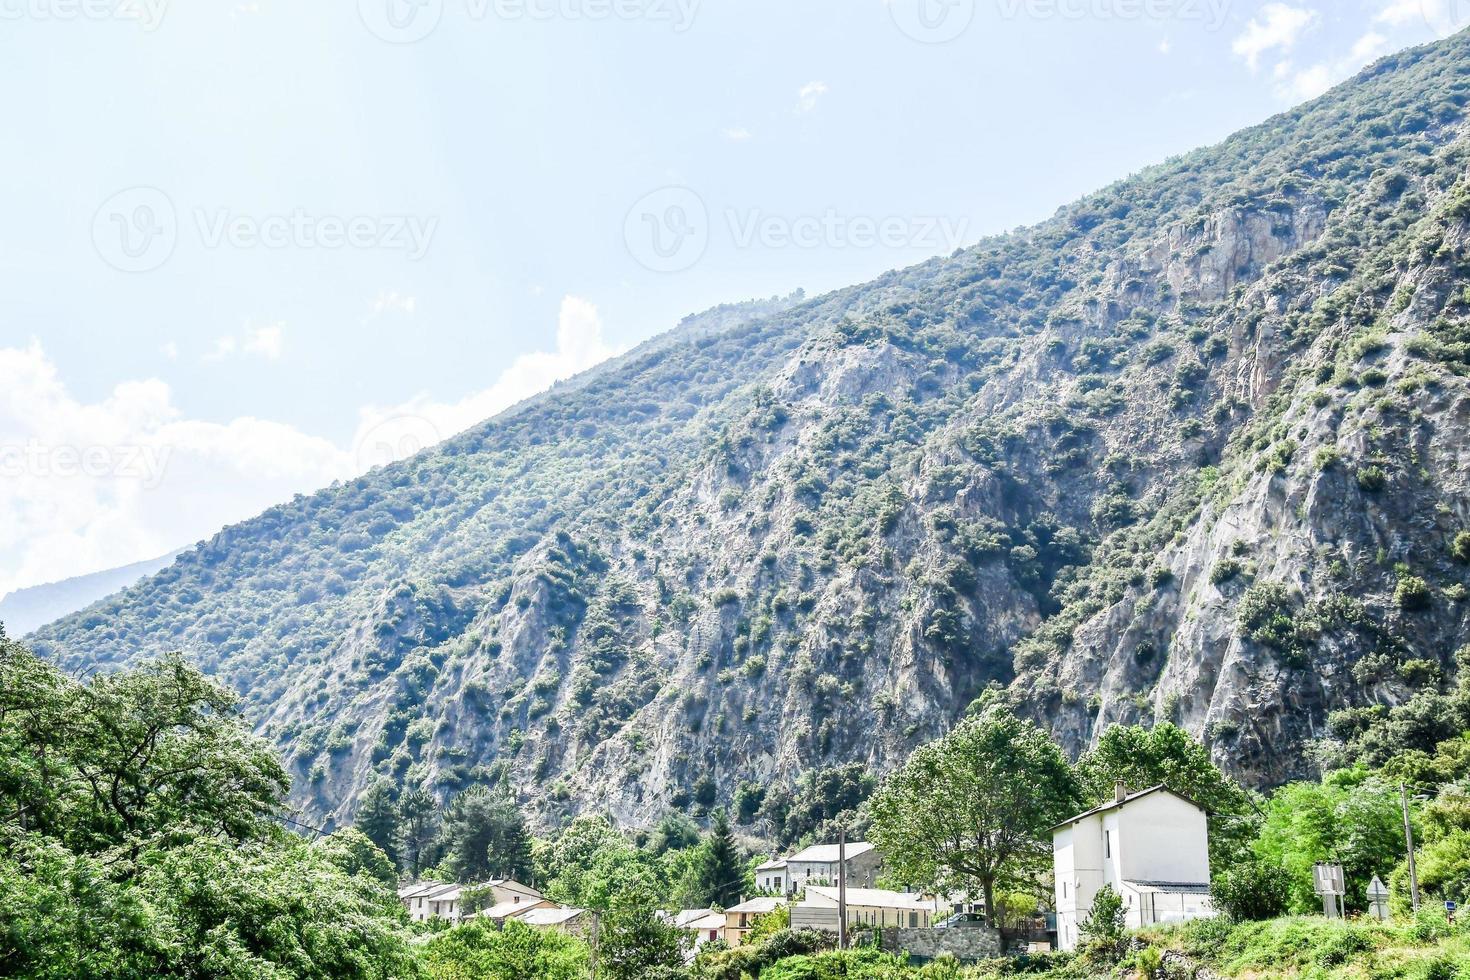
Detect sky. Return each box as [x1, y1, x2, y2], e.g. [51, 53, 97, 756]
[0, 0, 1462, 598]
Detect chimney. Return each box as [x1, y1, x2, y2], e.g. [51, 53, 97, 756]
[1115, 781, 1128, 804]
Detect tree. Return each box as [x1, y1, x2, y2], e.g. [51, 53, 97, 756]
[397, 788, 441, 879]
[1078, 723, 1258, 869]
[420, 919, 587, 980]
[698, 808, 744, 908]
[442, 786, 534, 883]
[317, 827, 398, 887]
[864, 699, 1082, 926]
[534, 815, 660, 909]
[1253, 769, 1406, 913]
[1210, 859, 1291, 922]
[597, 896, 688, 980]
[1078, 884, 1126, 960]
[356, 779, 401, 867]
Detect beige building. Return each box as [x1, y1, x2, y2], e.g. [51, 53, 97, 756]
[396, 878, 544, 924]
[516, 906, 590, 936]
[793, 886, 949, 932]
[722, 897, 787, 947]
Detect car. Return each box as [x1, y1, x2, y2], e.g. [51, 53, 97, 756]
[936, 912, 988, 929]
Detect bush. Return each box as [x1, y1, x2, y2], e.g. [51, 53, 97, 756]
[1451, 531, 1470, 565]
[1357, 466, 1388, 493]
[1080, 885, 1127, 961]
[1211, 860, 1292, 922]
[1397, 575, 1433, 611]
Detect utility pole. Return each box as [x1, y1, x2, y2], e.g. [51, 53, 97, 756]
[1401, 783, 1421, 914]
[590, 910, 600, 980]
[838, 827, 849, 951]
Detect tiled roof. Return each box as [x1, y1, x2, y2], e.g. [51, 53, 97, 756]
[786, 841, 876, 863]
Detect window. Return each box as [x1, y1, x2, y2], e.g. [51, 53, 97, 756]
[909, 911, 918, 928]
[1104, 831, 1112, 859]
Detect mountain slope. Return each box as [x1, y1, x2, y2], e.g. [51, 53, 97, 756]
[32, 32, 1470, 831]
[0, 550, 183, 638]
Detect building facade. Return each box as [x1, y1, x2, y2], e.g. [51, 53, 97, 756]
[1052, 785, 1216, 952]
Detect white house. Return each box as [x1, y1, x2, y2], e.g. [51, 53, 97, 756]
[1051, 784, 1216, 952]
[754, 858, 788, 895]
[396, 878, 544, 924]
[781, 842, 882, 895]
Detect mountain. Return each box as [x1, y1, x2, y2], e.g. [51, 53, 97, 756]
[31, 32, 1470, 832]
[0, 551, 183, 638]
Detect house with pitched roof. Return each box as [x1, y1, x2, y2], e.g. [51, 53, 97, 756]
[1051, 784, 1217, 952]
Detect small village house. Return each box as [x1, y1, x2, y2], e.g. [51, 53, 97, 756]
[754, 858, 788, 895]
[776, 841, 883, 895]
[721, 897, 787, 947]
[515, 906, 590, 937]
[475, 896, 554, 926]
[792, 886, 949, 932]
[668, 909, 727, 955]
[395, 878, 544, 924]
[1051, 784, 1216, 952]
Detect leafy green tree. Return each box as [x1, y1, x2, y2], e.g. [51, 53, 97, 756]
[1078, 723, 1258, 869]
[419, 919, 587, 980]
[317, 827, 398, 887]
[865, 699, 1082, 925]
[1079, 884, 1126, 960]
[356, 779, 401, 867]
[648, 812, 701, 855]
[397, 788, 441, 879]
[698, 808, 744, 908]
[1254, 769, 1407, 913]
[597, 896, 688, 980]
[535, 815, 660, 909]
[442, 786, 533, 883]
[1210, 859, 1292, 922]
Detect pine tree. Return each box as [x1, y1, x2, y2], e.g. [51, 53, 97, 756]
[441, 786, 535, 883]
[699, 808, 744, 908]
[395, 788, 440, 878]
[354, 779, 400, 867]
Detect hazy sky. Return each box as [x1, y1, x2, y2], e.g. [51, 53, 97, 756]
[0, 0, 1460, 596]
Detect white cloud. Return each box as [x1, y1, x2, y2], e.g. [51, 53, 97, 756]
[352, 295, 621, 458]
[204, 322, 285, 362]
[243, 323, 284, 359]
[1233, 4, 1319, 70]
[1379, 0, 1466, 35]
[722, 127, 753, 142]
[1272, 29, 1395, 104]
[0, 297, 624, 600]
[1158, 37, 1172, 55]
[1375, 0, 1421, 26]
[0, 341, 347, 600]
[160, 341, 179, 361]
[368, 290, 416, 318]
[796, 81, 829, 113]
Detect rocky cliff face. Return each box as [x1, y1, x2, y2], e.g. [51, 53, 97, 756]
[29, 32, 1470, 832]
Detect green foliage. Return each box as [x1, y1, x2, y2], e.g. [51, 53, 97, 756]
[419, 920, 587, 980]
[598, 896, 688, 980]
[1238, 582, 1315, 667]
[865, 696, 1082, 924]
[1079, 884, 1127, 961]
[1210, 859, 1292, 922]
[1397, 574, 1434, 612]
[0, 638, 418, 979]
[441, 786, 534, 883]
[1253, 769, 1407, 913]
[696, 809, 744, 908]
[1452, 531, 1470, 565]
[1077, 723, 1258, 869]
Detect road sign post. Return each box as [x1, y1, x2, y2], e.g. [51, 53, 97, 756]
[1314, 863, 1346, 919]
[1367, 876, 1390, 922]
